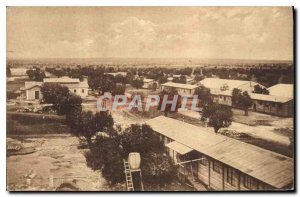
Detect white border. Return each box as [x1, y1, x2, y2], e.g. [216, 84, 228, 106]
[1, 0, 298, 196]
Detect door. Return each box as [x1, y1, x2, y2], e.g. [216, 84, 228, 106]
[35, 91, 39, 99]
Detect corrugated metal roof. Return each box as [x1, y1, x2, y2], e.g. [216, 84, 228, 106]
[161, 82, 198, 90]
[165, 141, 193, 155]
[268, 84, 293, 98]
[199, 78, 258, 90]
[250, 93, 292, 103]
[146, 116, 294, 189]
[43, 77, 80, 83]
[24, 81, 43, 90]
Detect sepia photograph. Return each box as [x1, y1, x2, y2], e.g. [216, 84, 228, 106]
[6, 6, 294, 191]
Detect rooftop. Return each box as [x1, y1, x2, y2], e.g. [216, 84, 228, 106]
[250, 93, 292, 103]
[199, 78, 259, 90]
[268, 84, 293, 98]
[43, 76, 80, 83]
[161, 82, 198, 90]
[146, 116, 294, 189]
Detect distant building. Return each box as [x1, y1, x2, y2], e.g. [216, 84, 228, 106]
[147, 116, 294, 191]
[104, 72, 127, 77]
[199, 78, 262, 93]
[161, 82, 198, 98]
[24, 76, 89, 100]
[250, 93, 293, 117]
[268, 84, 293, 98]
[249, 84, 294, 117]
[142, 78, 155, 89]
[10, 68, 30, 76]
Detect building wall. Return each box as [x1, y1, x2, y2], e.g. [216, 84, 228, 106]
[155, 132, 276, 191]
[252, 100, 293, 117]
[69, 87, 89, 98]
[161, 86, 195, 97]
[217, 95, 232, 106]
[26, 86, 43, 100]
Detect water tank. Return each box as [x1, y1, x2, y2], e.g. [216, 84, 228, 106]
[128, 152, 141, 170]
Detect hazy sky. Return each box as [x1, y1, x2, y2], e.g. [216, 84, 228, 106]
[7, 7, 293, 60]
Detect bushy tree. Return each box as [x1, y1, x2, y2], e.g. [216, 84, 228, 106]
[194, 85, 213, 107]
[112, 84, 126, 95]
[202, 103, 233, 133]
[158, 88, 182, 117]
[131, 78, 144, 89]
[41, 83, 82, 115]
[232, 88, 253, 116]
[67, 110, 114, 145]
[172, 75, 186, 84]
[157, 76, 168, 85]
[26, 68, 46, 81]
[85, 124, 177, 187]
[253, 84, 269, 95]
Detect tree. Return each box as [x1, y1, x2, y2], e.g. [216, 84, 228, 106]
[158, 88, 182, 117]
[194, 74, 204, 82]
[152, 82, 158, 91]
[202, 103, 233, 133]
[194, 85, 212, 107]
[253, 84, 269, 95]
[85, 124, 177, 186]
[232, 88, 253, 116]
[157, 76, 168, 85]
[172, 75, 186, 84]
[131, 78, 144, 89]
[112, 84, 126, 95]
[26, 68, 46, 81]
[41, 83, 82, 115]
[67, 110, 114, 146]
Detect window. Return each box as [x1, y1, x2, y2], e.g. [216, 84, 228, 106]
[212, 161, 222, 173]
[189, 90, 192, 94]
[74, 89, 77, 93]
[226, 167, 235, 186]
[82, 89, 84, 93]
[244, 175, 255, 189]
[278, 104, 282, 109]
[271, 102, 276, 107]
[258, 101, 262, 105]
[224, 96, 226, 101]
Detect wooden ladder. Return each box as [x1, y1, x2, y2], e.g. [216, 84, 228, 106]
[123, 160, 134, 191]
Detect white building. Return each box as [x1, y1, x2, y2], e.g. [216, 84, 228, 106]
[142, 78, 155, 89]
[24, 76, 89, 100]
[161, 82, 198, 98]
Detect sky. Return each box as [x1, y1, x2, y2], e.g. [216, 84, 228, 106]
[7, 7, 293, 60]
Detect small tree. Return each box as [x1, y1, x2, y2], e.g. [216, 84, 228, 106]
[112, 84, 126, 95]
[158, 88, 182, 117]
[253, 84, 269, 95]
[41, 83, 82, 115]
[232, 88, 253, 116]
[202, 103, 233, 133]
[67, 110, 114, 146]
[194, 85, 213, 107]
[26, 68, 46, 81]
[152, 82, 158, 91]
[157, 76, 168, 85]
[131, 78, 144, 89]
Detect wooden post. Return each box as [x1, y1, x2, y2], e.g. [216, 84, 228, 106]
[238, 173, 240, 191]
[222, 166, 224, 191]
[49, 175, 54, 188]
[139, 171, 144, 191]
[208, 160, 211, 189]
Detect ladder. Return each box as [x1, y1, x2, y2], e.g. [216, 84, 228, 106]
[123, 160, 134, 191]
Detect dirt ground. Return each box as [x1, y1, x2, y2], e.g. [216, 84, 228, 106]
[7, 136, 112, 191]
